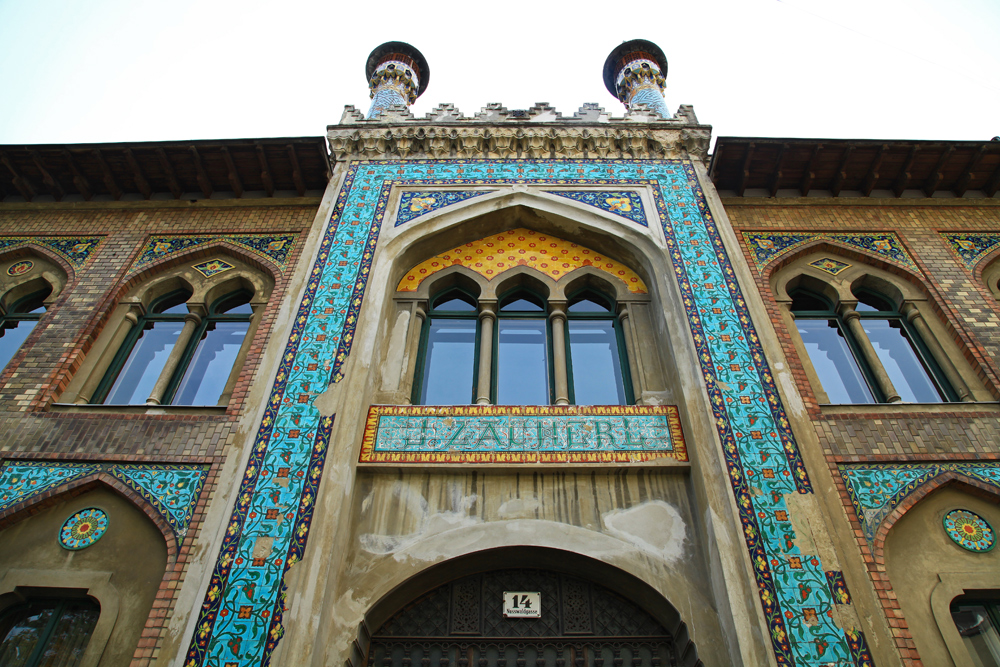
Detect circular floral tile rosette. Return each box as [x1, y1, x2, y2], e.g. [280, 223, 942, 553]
[59, 508, 109, 550]
[943, 509, 995, 553]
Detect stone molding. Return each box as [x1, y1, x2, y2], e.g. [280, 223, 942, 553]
[329, 103, 710, 162]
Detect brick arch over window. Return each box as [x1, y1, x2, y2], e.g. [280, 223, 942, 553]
[873, 477, 1000, 666]
[58, 246, 274, 408]
[768, 245, 992, 406]
[350, 547, 702, 667]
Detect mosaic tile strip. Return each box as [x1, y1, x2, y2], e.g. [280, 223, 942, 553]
[193, 259, 235, 278]
[808, 258, 850, 276]
[941, 232, 1000, 270]
[394, 190, 491, 226]
[825, 571, 852, 605]
[544, 190, 648, 226]
[0, 236, 102, 268]
[359, 405, 686, 464]
[0, 460, 208, 540]
[943, 509, 995, 552]
[131, 235, 296, 274]
[839, 462, 1000, 543]
[185, 160, 868, 667]
[59, 507, 109, 550]
[397, 227, 648, 293]
[743, 231, 916, 272]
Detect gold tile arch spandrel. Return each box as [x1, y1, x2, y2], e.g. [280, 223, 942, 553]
[396, 228, 648, 293]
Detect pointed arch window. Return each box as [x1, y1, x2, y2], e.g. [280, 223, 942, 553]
[495, 290, 550, 405]
[96, 289, 254, 406]
[565, 291, 631, 405]
[791, 288, 954, 404]
[0, 286, 51, 372]
[413, 289, 479, 405]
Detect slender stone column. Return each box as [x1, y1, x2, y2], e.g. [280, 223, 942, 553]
[75, 305, 142, 404]
[901, 302, 973, 401]
[365, 41, 430, 120]
[400, 302, 426, 404]
[549, 302, 570, 406]
[146, 311, 202, 406]
[839, 302, 900, 403]
[617, 302, 644, 404]
[603, 39, 671, 118]
[476, 301, 497, 405]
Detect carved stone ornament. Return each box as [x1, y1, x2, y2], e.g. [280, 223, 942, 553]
[330, 104, 710, 162]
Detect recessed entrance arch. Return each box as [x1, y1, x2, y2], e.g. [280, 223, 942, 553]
[356, 548, 701, 667]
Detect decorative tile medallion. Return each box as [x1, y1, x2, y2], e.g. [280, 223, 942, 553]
[193, 259, 236, 278]
[394, 190, 491, 226]
[0, 236, 102, 268]
[0, 460, 208, 542]
[397, 227, 648, 293]
[59, 507, 109, 550]
[839, 462, 1000, 544]
[544, 190, 648, 226]
[808, 258, 850, 276]
[359, 405, 686, 464]
[131, 235, 296, 274]
[183, 159, 874, 667]
[941, 232, 1000, 270]
[6, 260, 33, 276]
[742, 231, 916, 272]
[943, 509, 995, 552]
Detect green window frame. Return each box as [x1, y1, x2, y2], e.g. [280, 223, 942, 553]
[564, 289, 633, 406]
[94, 289, 254, 406]
[951, 595, 1000, 666]
[492, 288, 552, 405]
[0, 286, 50, 372]
[0, 597, 100, 667]
[412, 288, 480, 405]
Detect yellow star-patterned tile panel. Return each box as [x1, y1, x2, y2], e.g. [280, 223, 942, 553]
[397, 228, 647, 293]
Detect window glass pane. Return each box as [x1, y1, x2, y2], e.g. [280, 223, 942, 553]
[0, 604, 54, 667]
[0, 320, 37, 371]
[172, 321, 251, 406]
[791, 293, 830, 312]
[952, 604, 1000, 667]
[861, 319, 943, 402]
[568, 298, 610, 313]
[796, 319, 874, 404]
[501, 298, 543, 312]
[105, 321, 185, 404]
[36, 601, 98, 667]
[420, 319, 476, 404]
[568, 320, 626, 404]
[433, 296, 475, 311]
[497, 319, 548, 404]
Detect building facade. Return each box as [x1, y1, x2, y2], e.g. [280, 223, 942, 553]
[1, 40, 999, 667]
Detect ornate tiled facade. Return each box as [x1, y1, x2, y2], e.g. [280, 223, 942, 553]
[742, 231, 917, 272]
[544, 190, 648, 226]
[941, 232, 1000, 269]
[839, 462, 1000, 543]
[184, 159, 871, 667]
[359, 405, 686, 464]
[131, 234, 295, 273]
[394, 190, 491, 225]
[0, 460, 209, 539]
[397, 227, 648, 293]
[0, 235, 102, 267]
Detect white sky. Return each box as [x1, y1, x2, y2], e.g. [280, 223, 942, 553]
[0, 0, 998, 149]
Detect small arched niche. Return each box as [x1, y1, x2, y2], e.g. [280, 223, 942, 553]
[353, 548, 701, 667]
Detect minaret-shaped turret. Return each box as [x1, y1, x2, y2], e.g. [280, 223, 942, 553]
[603, 39, 670, 118]
[365, 41, 430, 119]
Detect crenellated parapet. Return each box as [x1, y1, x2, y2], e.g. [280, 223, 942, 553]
[330, 104, 710, 162]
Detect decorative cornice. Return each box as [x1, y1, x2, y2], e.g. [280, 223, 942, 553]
[329, 103, 710, 162]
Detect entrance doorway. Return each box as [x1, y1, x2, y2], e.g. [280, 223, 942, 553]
[367, 568, 680, 667]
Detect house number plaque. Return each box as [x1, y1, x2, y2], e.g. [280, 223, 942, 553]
[503, 591, 541, 618]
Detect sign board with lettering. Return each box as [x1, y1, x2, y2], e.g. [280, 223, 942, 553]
[503, 591, 541, 618]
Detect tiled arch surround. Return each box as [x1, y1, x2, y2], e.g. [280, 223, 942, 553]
[183, 160, 875, 667]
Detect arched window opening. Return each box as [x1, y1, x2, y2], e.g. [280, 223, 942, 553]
[96, 288, 255, 406]
[496, 289, 550, 405]
[951, 595, 1000, 666]
[414, 289, 479, 405]
[790, 286, 955, 404]
[0, 286, 51, 372]
[0, 597, 99, 667]
[791, 289, 875, 404]
[566, 290, 630, 405]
